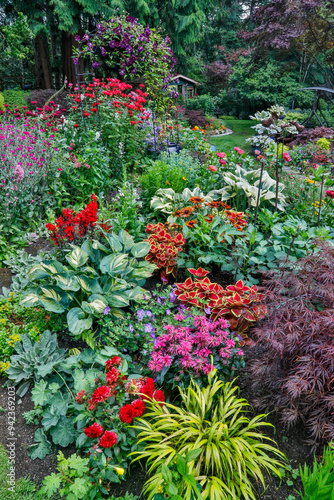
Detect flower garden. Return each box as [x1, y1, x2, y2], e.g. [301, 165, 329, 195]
[1, 10, 334, 500]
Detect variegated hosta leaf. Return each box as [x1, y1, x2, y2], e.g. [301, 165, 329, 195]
[130, 241, 150, 258]
[99, 253, 129, 275]
[76, 275, 103, 294]
[106, 233, 123, 253]
[127, 286, 149, 301]
[81, 297, 107, 315]
[20, 289, 40, 307]
[38, 286, 67, 313]
[118, 229, 135, 252]
[128, 262, 156, 279]
[103, 277, 128, 294]
[67, 307, 93, 335]
[39, 261, 65, 275]
[38, 296, 65, 314]
[105, 292, 130, 308]
[27, 264, 50, 281]
[55, 272, 80, 291]
[66, 247, 89, 269]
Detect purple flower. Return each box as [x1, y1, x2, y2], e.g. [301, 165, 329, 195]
[92, 61, 101, 68]
[104, 306, 111, 315]
[137, 309, 145, 321]
[75, 35, 81, 42]
[129, 324, 134, 333]
[204, 306, 211, 315]
[145, 323, 153, 333]
[72, 57, 79, 65]
[146, 310, 152, 317]
[169, 292, 176, 303]
[166, 309, 171, 315]
[83, 34, 90, 42]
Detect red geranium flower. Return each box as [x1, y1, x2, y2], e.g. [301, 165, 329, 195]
[92, 385, 111, 403]
[131, 399, 145, 417]
[99, 430, 118, 448]
[140, 378, 155, 400]
[84, 423, 104, 438]
[119, 404, 134, 424]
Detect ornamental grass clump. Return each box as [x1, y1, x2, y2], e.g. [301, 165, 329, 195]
[132, 371, 286, 500]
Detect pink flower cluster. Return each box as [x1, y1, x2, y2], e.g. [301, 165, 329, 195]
[0, 119, 60, 208]
[148, 315, 244, 377]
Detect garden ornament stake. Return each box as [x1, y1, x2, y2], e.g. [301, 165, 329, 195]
[317, 171, 325, 228]
[254, 158, 265, 226]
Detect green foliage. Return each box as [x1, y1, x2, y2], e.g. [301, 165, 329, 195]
[154, 451, 204, 500]
[2, 90, 28, 110]
[40, 452, 92, 500]
[0, 292, 63, 376]
[298, 444, 334, 500]
[151, 187, 212, 215]
[0, 94, 3, 111]
[132, 371, 286, 500]
[5, 330, 66, 397]
[0, 443, 37, 500]
[187, 94, 216, 115]
[141, 151, 201, 210]
[316, 138, 331, 150]
[210, 164, 286, 211]
[20, 231, 156, 337]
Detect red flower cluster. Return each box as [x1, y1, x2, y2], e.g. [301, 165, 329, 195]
[106, 367, 120, 385]
[145, 223, 186, 283]
[99, 430, 118, 448]
[119, 399, 146, 424]
[46, 194, 98, 245]
[91, 385, 111, 403]
[84, 423, 104, 438]
[106, 356, 122, 370]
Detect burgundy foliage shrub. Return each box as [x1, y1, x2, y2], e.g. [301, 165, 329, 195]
[290, 126, 334, 146]
[249, 242, 334, 446]
[184, 109, 210, 128]
[26, 89, 70, 112]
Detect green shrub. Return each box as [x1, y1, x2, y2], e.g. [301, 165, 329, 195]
[298, 444, 334, 500]
[2, 89, 28, 109]
[140, 151, 201, 210]
[187, 94, 216, 115]
[132, 371, 286, 500]
[0, 94, 4, 111]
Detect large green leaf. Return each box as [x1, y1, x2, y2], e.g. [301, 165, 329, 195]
[31, 380, 50, 406]
[130, 241, 150, 258]
[118, 229, 135, 251]
[76, 275, 102, 294]
[49, 393, 70, 416]
[55, 272, 80, 292]
[99, 253, 129, 275]
[27, 264, 50, 281]
[38, 296, 65, 314]
[66, 246, 89, 269]
[106, 233, 123, 253]
[49, 416, 75, 447]
[81, 294, 108, 315]
[28, 428, 52, 460]
[105, 292, 129, 308]
[40, 261, 66, 275]
[20, 289, 40, 307]
[41, 408, 60, 431]
[67, 307, 93, 335]
[102, 277, 128, 294]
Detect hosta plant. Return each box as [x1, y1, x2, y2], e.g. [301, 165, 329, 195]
[20, 230, 156, 337]
[132, 371, 286, 500]
[209, 164, 286, 211]
[150, 187, 213, 215]
[5, 330, 66, 397]
[145, 223, 185, 282]
[175, 269, 267, 335]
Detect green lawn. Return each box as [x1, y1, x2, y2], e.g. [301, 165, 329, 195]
[0, 445, 37, 500]
[209, 119, 255, 153]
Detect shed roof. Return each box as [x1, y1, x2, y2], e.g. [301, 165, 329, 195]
[170, 74, 201, 85]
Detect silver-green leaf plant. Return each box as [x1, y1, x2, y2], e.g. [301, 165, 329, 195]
[20, 231, 156, 336]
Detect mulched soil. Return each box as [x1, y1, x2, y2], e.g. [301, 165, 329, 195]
[0, 264, 315, 498]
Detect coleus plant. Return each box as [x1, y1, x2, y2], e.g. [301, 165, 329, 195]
[20, 230, 156, 338]
[175, 268, 267, 335]
[145, 223, 185, 283]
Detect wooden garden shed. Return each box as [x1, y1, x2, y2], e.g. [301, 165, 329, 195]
[170, 74, 200, 98]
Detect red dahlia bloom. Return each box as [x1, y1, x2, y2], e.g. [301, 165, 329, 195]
[99, 430, 118, 448]
[153, 389, 165, 407]
[106, 356, 122, 370]
[139, 378, 155, 400]
[119, 404, 134, 424]
[106, 367, 120, 385]
[87, 398, 97, 411]
[76, 390, 87, 404]
[131, 399, 145, 417]
[84, 423, 104, 438]
[92, 385, 111, 403]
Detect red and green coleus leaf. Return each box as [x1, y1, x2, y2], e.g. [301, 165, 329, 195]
[188, 267, 210, 278]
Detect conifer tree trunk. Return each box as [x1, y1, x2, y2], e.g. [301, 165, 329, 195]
[62, 32, 84, 85]
[33, 34, 53, 89]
